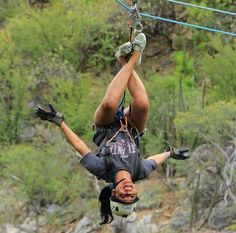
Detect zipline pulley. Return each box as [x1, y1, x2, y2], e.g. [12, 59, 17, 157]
[128, 14, 143, 34]
[128, 0, 143, 41]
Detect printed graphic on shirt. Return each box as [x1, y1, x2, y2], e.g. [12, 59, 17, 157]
[110, 139, 137, 159]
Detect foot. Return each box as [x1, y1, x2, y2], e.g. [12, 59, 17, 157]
[115, 33, 146, 65]
[115, 42, 132, 61]
[132, 33, 146, 65]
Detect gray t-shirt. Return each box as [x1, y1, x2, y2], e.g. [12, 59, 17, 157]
[80, 151, 157, 182]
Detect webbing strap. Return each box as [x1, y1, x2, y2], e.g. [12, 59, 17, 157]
[116, 91, 126, 120]
[103, 119, 142, 181]
[106, 117, 135, 145]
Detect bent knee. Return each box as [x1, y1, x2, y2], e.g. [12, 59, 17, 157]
[133, 98, 150, 113]
[101, 97, 118, 113]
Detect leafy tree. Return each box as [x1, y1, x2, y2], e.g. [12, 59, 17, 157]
[175, 100, 236, 209]
[6, 0, 115, 70]
[0, 0, 24, 24]
[0, 30, 31, 144]
[144, 50, 199, 155]
[199, 37, 236, 103]
[174, 100, 236, 146]
[31, 52, 107, 142]
[1, 0, 236, 229]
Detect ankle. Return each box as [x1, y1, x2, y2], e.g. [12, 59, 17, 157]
[129, 51, 141, 64]
[119, 56, 127, 66]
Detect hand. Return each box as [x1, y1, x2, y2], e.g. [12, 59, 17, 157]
[166, 147, 190, 160]
[36, 104, 64, 126]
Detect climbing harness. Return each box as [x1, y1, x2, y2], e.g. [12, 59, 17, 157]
[115, 0, 236, 37]
[106, 117, 135, 145]
[103, 117, 142, 181]
[115, 90, 126, 120]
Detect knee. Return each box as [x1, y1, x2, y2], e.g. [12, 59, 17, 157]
[134, 97, 149, 113]
[101, 97, 118, 112]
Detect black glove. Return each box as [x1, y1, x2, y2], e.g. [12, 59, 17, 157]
[36, 104, 64, 126]
[166, 147, 190, 160]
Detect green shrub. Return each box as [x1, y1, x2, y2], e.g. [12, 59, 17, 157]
[175, 100, 236, 145]
[0, 39, 31, 143]
[0, 143, 88, 207]
[31, 52, 107, 142]
[6, 0, 114, 69]
[199, 37, 236, 102]
[144, 51, 199, 154]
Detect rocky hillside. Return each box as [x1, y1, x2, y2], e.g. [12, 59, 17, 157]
[2, 141, 236, 233]
[0, 0, 236, 232]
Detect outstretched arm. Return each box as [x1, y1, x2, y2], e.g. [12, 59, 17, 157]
[36, 104, 91, 157]
[60, 121, 90, 157]
[147, 147, 190, 166]
[147, 151, 171, 166]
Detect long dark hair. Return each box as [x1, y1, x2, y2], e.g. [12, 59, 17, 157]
[99, 185, 113, 225]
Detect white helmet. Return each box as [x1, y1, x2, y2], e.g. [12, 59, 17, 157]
[110, 198, 138, 217]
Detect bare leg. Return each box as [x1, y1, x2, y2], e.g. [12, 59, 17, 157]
[93, 51, 141, 126]
[126, 70, 149, 132]
[113, 56, 149, 132]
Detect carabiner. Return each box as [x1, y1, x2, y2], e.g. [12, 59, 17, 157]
[128, 14, 136, 28]
[135, 21, 143, 33]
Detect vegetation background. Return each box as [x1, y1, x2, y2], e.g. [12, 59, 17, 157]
[0, 0, 235, 232]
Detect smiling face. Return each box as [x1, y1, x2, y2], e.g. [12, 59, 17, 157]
[112, 179, 137, 203]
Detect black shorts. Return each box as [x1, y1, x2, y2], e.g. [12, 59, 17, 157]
[92, 121, 120, 147]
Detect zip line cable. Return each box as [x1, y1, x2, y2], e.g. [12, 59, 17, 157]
[140, 12, 236, 37]
[166, 0, 236, 17]
[116, 0, 132, 12]
[115, 0, 236, 37]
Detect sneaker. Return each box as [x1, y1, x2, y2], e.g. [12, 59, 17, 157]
[132, 33, 146, 65]
[115, 42, 132, 60]
[115, 33, 146, 65]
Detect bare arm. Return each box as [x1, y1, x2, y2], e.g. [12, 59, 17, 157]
[60, 121, 90, 157]
[147, 151, 171, 166]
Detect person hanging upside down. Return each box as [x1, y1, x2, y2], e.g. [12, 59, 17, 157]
[36, 33, 190, 224]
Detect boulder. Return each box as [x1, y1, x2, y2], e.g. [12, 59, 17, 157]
[170, 206, 191, 230]
[20, 126, 36, 142]
[137, 214, 158, 233]
[208, 202, 236, 230]
[19, 217, 37, 233]
[74, 217, 98, 233]
[4, 224, 20, 233]
[112, 213, 158, 233]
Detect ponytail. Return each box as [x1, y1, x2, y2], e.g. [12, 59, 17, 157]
[98, 186, 114, 225]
